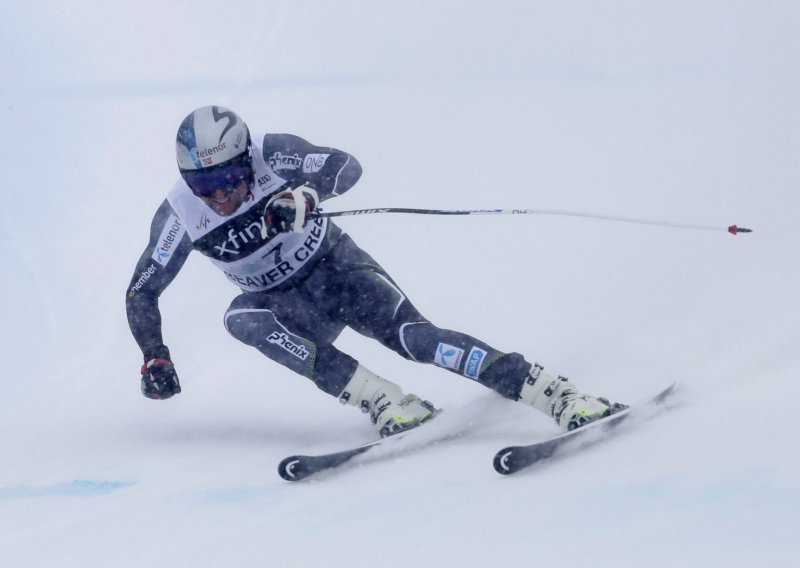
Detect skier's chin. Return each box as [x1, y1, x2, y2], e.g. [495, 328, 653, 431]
[208, 199, 240, 216]
[204, 185, 249, 216]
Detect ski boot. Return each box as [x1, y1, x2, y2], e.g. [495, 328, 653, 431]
[518, 364, 627, 431]
[339, 365, 437, 437]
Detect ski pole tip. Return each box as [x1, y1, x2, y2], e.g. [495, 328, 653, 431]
[728, 225, 752, 235]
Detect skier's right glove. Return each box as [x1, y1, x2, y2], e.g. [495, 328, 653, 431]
[140, 358, 182, 400]
[260, 185, 320, 239]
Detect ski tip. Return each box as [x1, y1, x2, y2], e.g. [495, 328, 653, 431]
[278, 456, 307, 482]
[493, 448, 517, 475]
[653, 382, 679, 403]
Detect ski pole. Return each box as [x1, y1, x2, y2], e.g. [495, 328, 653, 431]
[309, 207, 752, 236]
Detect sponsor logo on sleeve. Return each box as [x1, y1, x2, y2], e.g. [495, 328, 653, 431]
[151, 214, 186, 266]
[302, 153, 330, 173]
[128, 263, 157, 297]
[434, 343, 464, 370]
[268, 152, 303, 171]
[464, 347, 488, 380]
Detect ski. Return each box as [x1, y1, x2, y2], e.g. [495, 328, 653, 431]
[278, 437, 386, 481]
[278, 413, 443, 481]
[493, 383, 678, 475]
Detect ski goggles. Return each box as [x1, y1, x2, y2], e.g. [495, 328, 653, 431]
[181, 154, 254, 198]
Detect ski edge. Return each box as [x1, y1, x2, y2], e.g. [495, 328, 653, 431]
[278, 439, 381, 482]
[493, 382, 678, 476]
[277, 410, 444, 481]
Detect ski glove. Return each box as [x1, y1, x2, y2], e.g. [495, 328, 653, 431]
[261, 185, 320, 240]
[140, 358, 182, 400]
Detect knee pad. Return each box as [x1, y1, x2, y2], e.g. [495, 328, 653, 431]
[224, 307, 315, 372]
[224, 308, 275, 345]
[398, 321, 437, 362]
[224, 307, 357, 396]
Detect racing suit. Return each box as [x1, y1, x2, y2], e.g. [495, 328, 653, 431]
[126, 133, 531, 398]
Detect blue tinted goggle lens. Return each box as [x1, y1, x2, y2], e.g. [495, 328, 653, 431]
[182, 156, 252, 198]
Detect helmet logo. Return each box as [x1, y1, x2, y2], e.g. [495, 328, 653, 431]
[212, 106, 238, 145]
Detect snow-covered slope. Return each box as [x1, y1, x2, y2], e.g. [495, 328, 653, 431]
[1, 2, 798, 566]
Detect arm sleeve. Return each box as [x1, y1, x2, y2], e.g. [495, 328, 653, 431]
[262, 133, 363, 202]
[125, 199, 193, 362]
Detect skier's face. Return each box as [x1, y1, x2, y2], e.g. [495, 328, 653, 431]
[201, 181, 250, 216]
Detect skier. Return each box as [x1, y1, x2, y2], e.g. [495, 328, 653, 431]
[126, 105, 624, 437]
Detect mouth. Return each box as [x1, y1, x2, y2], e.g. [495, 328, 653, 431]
[204, 190, 245, 216]
[199, 182, 249, 215]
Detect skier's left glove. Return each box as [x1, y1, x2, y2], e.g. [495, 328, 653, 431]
[140, 358, 182, 400]
[261, 185, 320, 240]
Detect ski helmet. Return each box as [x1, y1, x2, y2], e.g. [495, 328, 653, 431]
[175, 105, 251, 172]
[175, 105, 254, 197]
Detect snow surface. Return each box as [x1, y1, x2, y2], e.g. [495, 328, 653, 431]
[1, 1, 798, 566]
